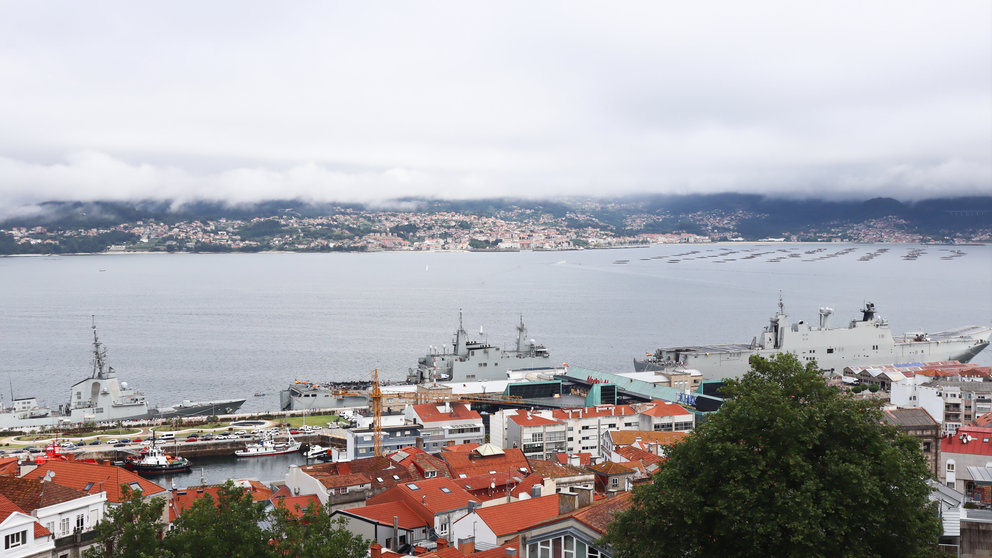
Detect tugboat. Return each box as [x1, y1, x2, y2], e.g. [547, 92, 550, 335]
[234, 430, 301, 457]
[124, 443, 191, 474]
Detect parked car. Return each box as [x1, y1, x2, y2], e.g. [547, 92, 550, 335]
[88, 440, 101, 446]
[185, 436, 198, 442]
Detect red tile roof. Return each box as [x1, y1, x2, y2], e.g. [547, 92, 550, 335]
[0, 456, 19, 477]
[614, 446, 663, 467]
[639, 401, 692, 418]
[273, 495, 322, 519]
[588, 461, 634, 475]
[509, 474, 545, 498]
[0, 475, 92, 512]
[606, 430, 688, 447]
[344, 500, 432, 529]
[366, 477, 476, 516]
[529, 492, 634, 535]
[569, 492, 634, 534]
[441, 443, 479, 453]
[0, 493, 51, 539]
[551, 405, 637, 420]
[507, 410, 559, 427]
[554, 453, 592, 466]
[412, 402, 481, 423]
[942, 427, 992, 456]
[22, 461, 165, 503]
[528, 459, 590, 479]
[443, 447, 531, 478]
[475, 495, 560, 536]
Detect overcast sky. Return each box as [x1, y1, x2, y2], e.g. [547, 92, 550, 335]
[0, 1, 989, 211]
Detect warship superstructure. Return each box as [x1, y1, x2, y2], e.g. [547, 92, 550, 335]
[280, 313, 553, 411]
[0, 320, 246, 430]
[634, 298, 992, 379]
[405, 312, 551, 384]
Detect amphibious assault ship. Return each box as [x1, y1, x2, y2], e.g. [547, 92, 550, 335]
[634, 298, 992, 379]
[0, 320, 246, 430]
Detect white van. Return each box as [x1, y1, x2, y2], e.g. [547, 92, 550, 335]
[157, 432, 175, 441]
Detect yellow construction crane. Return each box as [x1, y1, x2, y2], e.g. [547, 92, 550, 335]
[371, 368, 383, 457]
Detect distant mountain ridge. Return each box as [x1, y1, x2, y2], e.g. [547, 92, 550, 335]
[2, 194, 990, 238]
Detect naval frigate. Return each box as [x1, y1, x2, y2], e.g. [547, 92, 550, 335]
[0, 320, 246, 430]
[634, 298, 992, 379]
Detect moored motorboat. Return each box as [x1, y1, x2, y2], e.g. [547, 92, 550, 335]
[234, 430, 301, 457]
[125, 444, 191, 474]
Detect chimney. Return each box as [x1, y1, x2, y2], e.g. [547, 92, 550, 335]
[530, 485, 542, 498]
[467, 500, 478, 513]
[569, 454, 580, 467]
[506, 548, 518, 556]
[459, 537, 476, 554]
[558, 491, 579, 515]
[573, 486, 593, 509]
[416, 437, 425, 450]
[392, 516, 399, 551]
[370, 543, 382, 558]
[437, 538, 449, 549]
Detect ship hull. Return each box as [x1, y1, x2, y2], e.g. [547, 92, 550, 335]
[635, 301, 992, 380]
[636, 332, 991, 379]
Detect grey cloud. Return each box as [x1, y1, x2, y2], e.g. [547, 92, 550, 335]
[0, 1, 988, 208]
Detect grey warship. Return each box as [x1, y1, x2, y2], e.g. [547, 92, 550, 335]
[406, 312, 551, 384]
[0, 320, 246, 430]
[634, 298, 992, 379]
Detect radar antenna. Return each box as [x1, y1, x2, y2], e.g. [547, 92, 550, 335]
[91, 316, 109, 379]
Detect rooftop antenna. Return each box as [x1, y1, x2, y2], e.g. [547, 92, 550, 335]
[41, 471, 55, 483]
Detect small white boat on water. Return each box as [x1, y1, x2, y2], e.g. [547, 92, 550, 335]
[234, 430, 301, 457]
[305, 444, 329, 460]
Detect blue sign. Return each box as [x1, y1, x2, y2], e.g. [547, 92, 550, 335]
[678, 392, 697, 407]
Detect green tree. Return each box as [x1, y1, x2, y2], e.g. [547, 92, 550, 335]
[268, 501, 368, 558]
[162, 480, 272, 558]
[603, 353, 941, 558]
[84, 486, 169, 558]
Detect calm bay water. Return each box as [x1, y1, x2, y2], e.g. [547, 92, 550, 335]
[0, 244, 989, 415]
[1, 244, 990, 486]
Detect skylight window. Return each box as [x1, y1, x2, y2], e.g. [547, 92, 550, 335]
[128, 482, 141, 491]
[83, 482, 94, 492]
[407, 483, 420, 490]
[392, 475, 400, 480]
[440, 487, 452, 494]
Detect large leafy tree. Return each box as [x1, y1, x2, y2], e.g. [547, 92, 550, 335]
[162, 481, 271, 558]
[268, 501, 369, 558]
[603, 353, 941, 558]
[87, 480, 368, 558]
[84, 487, 170, 558]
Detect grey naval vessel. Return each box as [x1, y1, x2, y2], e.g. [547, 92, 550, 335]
[0, 321, 246, 430]
[634, 298, 992, 379]
[280, 312, 552, 411]
[405, 312, 551, 384]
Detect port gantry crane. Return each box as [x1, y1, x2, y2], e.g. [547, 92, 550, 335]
[371, 368, 383, 457]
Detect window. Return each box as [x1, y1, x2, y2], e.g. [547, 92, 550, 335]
[61, 517, 70, 535]
[425, 470, 438, 478]
[4, 530, 26, 549]
[947, 462, 955, 472]
[76, 513, 85, 530]
[440, 487, 451, 493]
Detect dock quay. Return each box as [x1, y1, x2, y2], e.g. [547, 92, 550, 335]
[59, 432, 344, 461]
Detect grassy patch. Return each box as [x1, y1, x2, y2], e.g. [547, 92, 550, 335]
[153, 422, 230, 432]
[278, 414, 341, 428]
